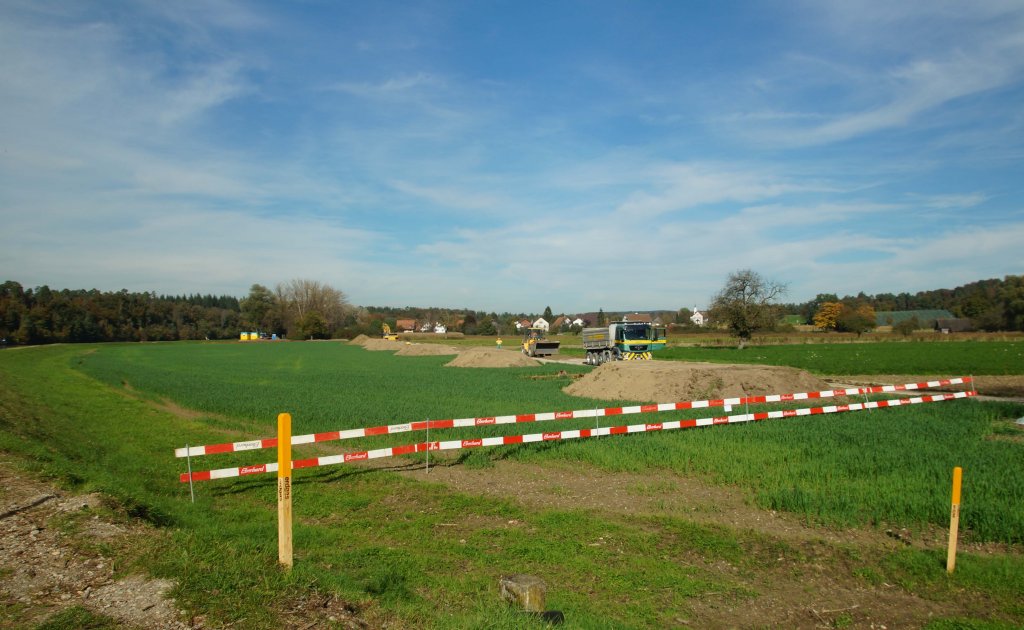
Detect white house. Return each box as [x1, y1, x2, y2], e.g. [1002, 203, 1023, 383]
[433, 323, 447, 334]
[690, 309, 706, 326]
[572, 317, 585, 327]
[532, 317, 550, 331]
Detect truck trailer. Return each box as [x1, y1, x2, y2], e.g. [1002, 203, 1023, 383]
[582, 321, 660, 365]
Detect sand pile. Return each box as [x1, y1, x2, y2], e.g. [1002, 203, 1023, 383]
[350, 334, 371, 345]
[446, 347, 540, 368]
[396, 343, 459, 356]
[564, 361, 830, 402]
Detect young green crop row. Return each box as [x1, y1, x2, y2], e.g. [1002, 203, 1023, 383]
[76, 341, 1024, 543]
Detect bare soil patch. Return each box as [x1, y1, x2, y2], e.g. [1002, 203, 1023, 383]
[357, 338, 405, 351]
[445, 347, 540, 368]
[395, 342, 459, 356]
[0, 461, 368, 629]
[564, 361, 831, 402]
[0, 460, 188, 629]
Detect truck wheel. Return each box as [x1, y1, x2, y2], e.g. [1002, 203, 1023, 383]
[602, 350, 611, 363]
[611, 348, 622, 361]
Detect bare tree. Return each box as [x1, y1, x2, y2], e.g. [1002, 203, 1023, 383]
[708, 269, 787, 348]
[275, 279, 351, 339]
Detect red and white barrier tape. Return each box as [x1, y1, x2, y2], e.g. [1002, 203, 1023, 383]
[174, 377, 973, 458]
[179, 390, 975, 483]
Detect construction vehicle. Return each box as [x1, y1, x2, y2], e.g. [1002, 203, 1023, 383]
[522, 327, 560, 357]
[381, 323, 399, 341]
[582, 320, 661, 364]
[651, 325, 668, 351]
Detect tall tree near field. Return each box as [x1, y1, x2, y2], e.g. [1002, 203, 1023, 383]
[240, 284, 276, 331]
[836, 303, 876, 336]
[709, 269, 787, 348]
[275, 279, 351, 339]
[813, 302, 843, 331]
[543, 305, 553, 321]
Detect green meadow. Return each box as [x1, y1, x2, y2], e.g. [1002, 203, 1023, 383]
[1, 341, 1022, 628]
[650, 340, 1024, 375]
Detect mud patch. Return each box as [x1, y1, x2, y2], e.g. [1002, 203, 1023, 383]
[445, 347, 540, 368]
[564, 361, 830, 402]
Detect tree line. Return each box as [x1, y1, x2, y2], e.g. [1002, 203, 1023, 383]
[783, 275, 1024, 332]
[3, 274, 1022, 346]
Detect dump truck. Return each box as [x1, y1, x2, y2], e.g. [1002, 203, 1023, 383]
[582, 320, 659, 364]
[522, 327, 560, 357]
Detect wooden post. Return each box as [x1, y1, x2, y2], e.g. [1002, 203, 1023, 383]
[278, 413, 293, 570]
[946, 466, 962, 574]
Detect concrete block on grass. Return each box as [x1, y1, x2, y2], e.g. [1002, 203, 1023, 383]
[499, 574, 546, 612]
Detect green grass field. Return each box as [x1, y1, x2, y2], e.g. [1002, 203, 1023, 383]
[650, 340, 1024, 374]
[70, 341, 1024, 542]
[2, 341, 1023, 628]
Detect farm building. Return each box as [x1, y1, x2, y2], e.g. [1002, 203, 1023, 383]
[875, 309, 954, 328]
[935, 318, 973, 333]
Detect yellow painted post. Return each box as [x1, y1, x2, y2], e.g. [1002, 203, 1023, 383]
[946, 467, 962, 574]
[277, 413, 293, 570]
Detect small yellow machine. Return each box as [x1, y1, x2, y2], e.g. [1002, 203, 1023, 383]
[521, 327, 560, 357]
[381, 323, 399, 341]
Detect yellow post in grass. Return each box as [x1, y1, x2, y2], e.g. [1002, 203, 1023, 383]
[946, 467, 962, 574]
[277, 413, 293, 570]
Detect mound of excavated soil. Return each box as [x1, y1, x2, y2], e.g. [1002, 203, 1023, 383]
[395, 343, 459, 356]
[564, 361, 830, 402]
[446, 347, 540, 368]
[360, 338, 404, 351]
[350, 334, 371, 345]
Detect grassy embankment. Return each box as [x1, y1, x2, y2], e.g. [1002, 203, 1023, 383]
[1, 342, 1022, 628]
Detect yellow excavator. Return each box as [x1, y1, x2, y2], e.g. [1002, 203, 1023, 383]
[381, 323, 399, 341]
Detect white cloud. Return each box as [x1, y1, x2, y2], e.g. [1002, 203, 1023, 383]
[389, 180, 501, 212]
[327, 72, 442, 99]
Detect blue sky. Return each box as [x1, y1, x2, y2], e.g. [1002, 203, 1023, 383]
[1, 1, 1022, 313]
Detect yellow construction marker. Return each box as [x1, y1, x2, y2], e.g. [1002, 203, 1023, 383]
[278, 412, 293, 570]
[946, 466, 962, 574]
